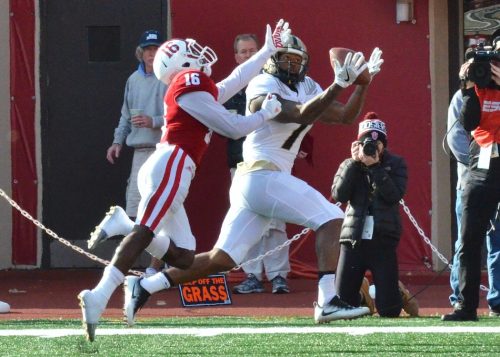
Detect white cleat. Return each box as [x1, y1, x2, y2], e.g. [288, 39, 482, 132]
[78, 290, 106, 342]
[87, 206, 134, 250]
[314, 296, 370, 324]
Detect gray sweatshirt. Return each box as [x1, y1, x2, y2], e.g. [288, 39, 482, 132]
[113, 63, 167, 148]
[446, 89, 471, 190]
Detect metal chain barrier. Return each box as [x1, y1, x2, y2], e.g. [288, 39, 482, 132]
[0, 188, 143, 277]
[231, 202, 344, 271]
[232, 227, 311, 271]
[0, 186, 492, 291]
[399, 198, 489, 292]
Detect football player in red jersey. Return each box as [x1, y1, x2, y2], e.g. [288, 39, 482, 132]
[78, 20, 292, 342]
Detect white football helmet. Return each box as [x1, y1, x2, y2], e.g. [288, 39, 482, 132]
[264, 35, 309, 86]
[153, 38, 218, 85]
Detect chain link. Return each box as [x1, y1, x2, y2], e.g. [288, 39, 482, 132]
[399, 198, 488, 292]
[0, 187, 491, 291]
[0, 188, 143, 276]
[231, 202, 343, 271]
[231, 227, 310, 271]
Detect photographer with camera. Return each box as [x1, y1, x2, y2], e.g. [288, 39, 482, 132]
[332, 112, 408, 317]
[442, 35, 500, 322]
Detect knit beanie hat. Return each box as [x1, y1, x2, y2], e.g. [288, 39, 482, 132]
[357, 112, 387, 147]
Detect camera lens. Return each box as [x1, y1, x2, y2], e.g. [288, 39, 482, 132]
[362, 139, 377, 157]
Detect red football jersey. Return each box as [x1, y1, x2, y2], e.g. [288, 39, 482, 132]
[161, 69, 219, 165]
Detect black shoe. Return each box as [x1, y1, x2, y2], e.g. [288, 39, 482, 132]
[489, 305, 500, 317]
[441, 309, 478, 321]
[123, 276, 151, 326]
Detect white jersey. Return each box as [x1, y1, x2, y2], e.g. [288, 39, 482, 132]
[244, 73, 322, 173]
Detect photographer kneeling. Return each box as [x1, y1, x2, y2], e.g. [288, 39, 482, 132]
[332, 112, 408, 317]
[442, 36, 500, 321]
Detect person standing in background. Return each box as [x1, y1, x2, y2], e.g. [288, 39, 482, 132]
[442, 35, 500, 321]
[444, 32, 500, 320]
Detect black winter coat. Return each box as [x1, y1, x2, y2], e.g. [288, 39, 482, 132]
[331, 150, 408, 246]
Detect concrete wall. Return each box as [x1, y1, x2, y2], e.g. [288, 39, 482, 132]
[429, 1, 453, 269]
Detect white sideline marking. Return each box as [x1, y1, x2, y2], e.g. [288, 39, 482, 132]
[1, 326, 500, 338]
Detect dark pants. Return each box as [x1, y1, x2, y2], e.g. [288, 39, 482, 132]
[336, 239, 402, 317]
[457, 154, 500, 312]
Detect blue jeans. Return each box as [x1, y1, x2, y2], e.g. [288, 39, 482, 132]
[450, 189, 500, 309]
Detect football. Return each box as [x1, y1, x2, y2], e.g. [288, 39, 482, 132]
[329, 47, 371, 85]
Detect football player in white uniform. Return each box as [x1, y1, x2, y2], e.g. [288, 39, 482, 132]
[78, 20, 292, 342]
[124, 36, 384, 324]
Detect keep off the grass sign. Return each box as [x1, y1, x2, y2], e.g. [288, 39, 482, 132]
[178, 274, 232, 307]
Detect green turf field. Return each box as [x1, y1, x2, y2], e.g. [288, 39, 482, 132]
[1, 317, 500, 356]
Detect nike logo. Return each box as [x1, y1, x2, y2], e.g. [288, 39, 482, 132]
[343, 72, 350, 82]
[321, 310, 336, 317]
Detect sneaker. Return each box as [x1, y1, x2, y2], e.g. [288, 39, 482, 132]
[87, 206, 133, 250]
[314, 295, 370, 324]
[232, 274, 264, 294]
[123, 276, 151, 327]
[489, 305, 500, 317]
[271, 275, 290, 294]
[78, 290, 106, 342]
[441, 308, 478, 321]
[398, 280, 419, 317]
[359, 277, 375, 315]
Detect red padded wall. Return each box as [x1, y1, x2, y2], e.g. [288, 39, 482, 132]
[171, 0, 432, 272]
[10, 0, 37, 265]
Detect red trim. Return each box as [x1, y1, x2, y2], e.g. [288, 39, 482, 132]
[10, 0, 37, 265]
[150, 151, 187, 230]
[140, 146, 180, 228]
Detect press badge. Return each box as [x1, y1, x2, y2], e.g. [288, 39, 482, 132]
[362, 216, 374, 240]
[478, 144, 493, 170]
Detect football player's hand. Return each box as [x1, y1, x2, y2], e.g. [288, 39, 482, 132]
[264, 19, 291, 53]
[333, 51, 367, 88]
[367, 47, 384, 78]
[259, 93, 282, 120]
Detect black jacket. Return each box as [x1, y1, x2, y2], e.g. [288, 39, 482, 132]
[331, 151, 408, 246]
[224, 90, 246, 168]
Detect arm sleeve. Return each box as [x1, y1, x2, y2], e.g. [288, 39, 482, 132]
[216, 46, 274, 104]
[152, 114, 164, 128]
[459, 87, 481, 131]
[113, 79, 132, 144]
[177, 91, 266, 139]
[331, 159, 357, 203]
[446, 90, 470, 165]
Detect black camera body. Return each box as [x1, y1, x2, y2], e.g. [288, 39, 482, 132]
[361, 138, 378, 157]
[466, 44, 500, 88]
